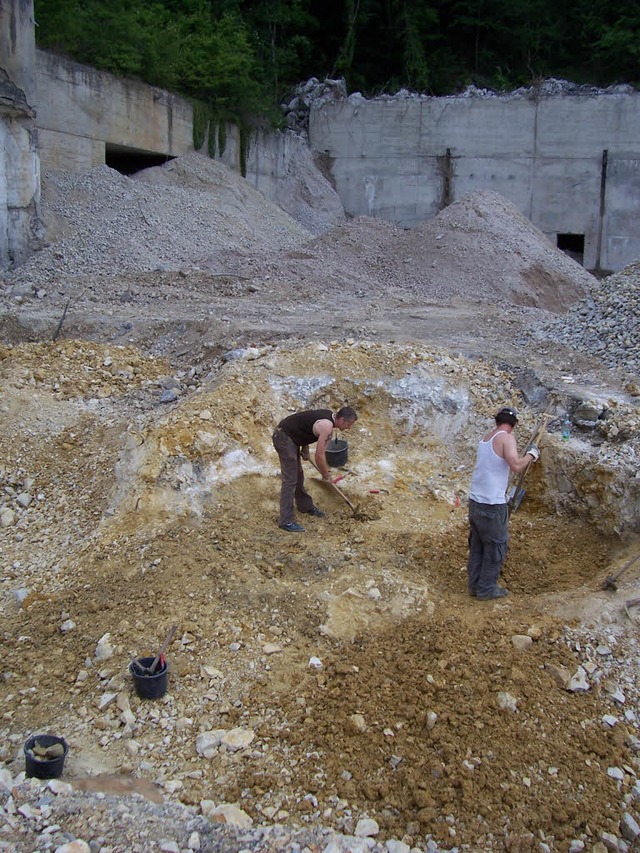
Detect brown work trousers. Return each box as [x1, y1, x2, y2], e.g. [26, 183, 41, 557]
[272, 428, 314, 526]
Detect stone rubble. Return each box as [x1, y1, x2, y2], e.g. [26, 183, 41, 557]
[283, 76, 637, 136]
[0, 137, 639, 853]
[2, 153, 310, 288]
[2, 610, 640, 852]
[540, 260, 640, 375]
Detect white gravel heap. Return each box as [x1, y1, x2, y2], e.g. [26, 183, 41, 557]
[543, 260, 640, 375]
[6, 153, 310, 285]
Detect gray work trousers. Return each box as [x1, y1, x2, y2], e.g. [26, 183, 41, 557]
[272, 428, 314, 526]
[467, 499, 509, 596]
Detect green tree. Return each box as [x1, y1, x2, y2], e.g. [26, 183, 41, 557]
[34, 0, 270, 121]
[578, 2, 640, 83]
[33, 0, 640, 118]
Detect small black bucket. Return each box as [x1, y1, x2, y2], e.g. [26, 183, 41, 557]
[325, 438, 348, 468]
[130, 656, 168, 699]
[24, 734, 69, 779]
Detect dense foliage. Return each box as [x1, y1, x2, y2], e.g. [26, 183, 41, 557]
[34, 0, 640, 123]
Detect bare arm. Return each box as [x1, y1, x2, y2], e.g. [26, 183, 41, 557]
[313, 418, 334, 479]
[496, 431, 536, 474]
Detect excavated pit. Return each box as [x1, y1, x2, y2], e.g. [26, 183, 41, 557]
[1, 154, 639, 851]
[1, 337, 639, 851]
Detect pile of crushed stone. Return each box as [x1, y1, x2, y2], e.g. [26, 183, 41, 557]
[384, 190, 594, 309]
[232, 190, 595, 311]
[5, 153, 312, 286]
[540, 260, 640, 375]
[3, 154, 592, 312]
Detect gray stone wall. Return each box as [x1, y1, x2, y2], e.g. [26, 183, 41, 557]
[309, 90, 640, 272]
[0, 110, 41, 268]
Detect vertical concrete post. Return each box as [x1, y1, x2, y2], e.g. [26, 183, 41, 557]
[595, 149, 608, 273]
[437, 147, 453, 211]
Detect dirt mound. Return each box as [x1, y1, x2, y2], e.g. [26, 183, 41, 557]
[233, 191, 594, 312]
[7, 153, 311, 286]
[5, 159, 592, 317]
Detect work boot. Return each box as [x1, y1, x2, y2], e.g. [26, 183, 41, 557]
[304, 507, 326, 518]
[279, 521, 305, 532]
[477, 587, 509, 600]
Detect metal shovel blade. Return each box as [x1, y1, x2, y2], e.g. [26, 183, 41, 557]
[507, 486, 525, 515]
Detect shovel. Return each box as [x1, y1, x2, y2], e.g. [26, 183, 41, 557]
[602, 552, 640, 592]
[132, 625, 178, 675]
[307, 457, 360, 515]
[507, 409, 552, 516]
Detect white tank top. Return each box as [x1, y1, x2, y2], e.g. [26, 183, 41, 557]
[469, 431, 510, 504]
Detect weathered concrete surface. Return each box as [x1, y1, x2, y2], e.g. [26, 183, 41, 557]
[0, 113, 41, 265]
[0, 0, 41, 270]
[0, 0, 36, 102]
[31, 54, 343, 235]
[215, 125, 345, 234]
[34, 51, 194, 171]
[309, 91, 640, 272]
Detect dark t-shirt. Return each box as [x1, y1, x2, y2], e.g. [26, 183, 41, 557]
[278, 409, 333, 446]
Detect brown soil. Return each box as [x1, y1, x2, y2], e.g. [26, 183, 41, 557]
[0, 156, 639, 852]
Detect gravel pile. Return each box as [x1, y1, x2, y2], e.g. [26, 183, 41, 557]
[5, 154, 591, 309]
[542, 260, 640, 375]
[2, 151, 637, 381]
[1, 774, 431, 853]
[4, 154, 310, 287]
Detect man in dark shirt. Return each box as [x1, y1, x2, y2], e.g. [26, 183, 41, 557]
[272, 406, 358, 532]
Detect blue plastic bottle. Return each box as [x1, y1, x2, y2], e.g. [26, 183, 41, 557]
[562, 419, 571, 440]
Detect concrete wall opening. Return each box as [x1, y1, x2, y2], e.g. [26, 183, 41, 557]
[557, 233, 585, 266]
[105, 143, 175, 175]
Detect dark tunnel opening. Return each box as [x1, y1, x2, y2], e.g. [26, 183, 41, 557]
[105, 144, 175, 175]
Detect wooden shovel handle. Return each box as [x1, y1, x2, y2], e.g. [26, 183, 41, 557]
[612, 552, 640, 584]
[149, 625, 178, 674]
[328, 479, 356, 510]
[307, 458, 356, 511]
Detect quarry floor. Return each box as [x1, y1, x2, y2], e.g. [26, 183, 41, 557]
[1, 324, 639, 853]
[0, 160, 639, 852]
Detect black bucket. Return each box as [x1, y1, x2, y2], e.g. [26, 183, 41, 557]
[130, 656, 168, 699]
[24, 734, 69, 779]
[325, 438, 348, 468]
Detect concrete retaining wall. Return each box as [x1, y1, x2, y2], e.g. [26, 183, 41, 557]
[34, 51, 194, 171]
[0, 113, 40, 268]
[3, 0, 640, 274]
[1, 0, 40, 270]
[309, 93, 640, 272]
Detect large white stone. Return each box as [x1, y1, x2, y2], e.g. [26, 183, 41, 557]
[220, 727, 254, 752]
[200, 801, 253, 828]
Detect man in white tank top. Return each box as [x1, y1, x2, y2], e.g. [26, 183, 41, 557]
[467, 407, 540, 599]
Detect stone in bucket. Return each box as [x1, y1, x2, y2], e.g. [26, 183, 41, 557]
[24, 734, 69, 779]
